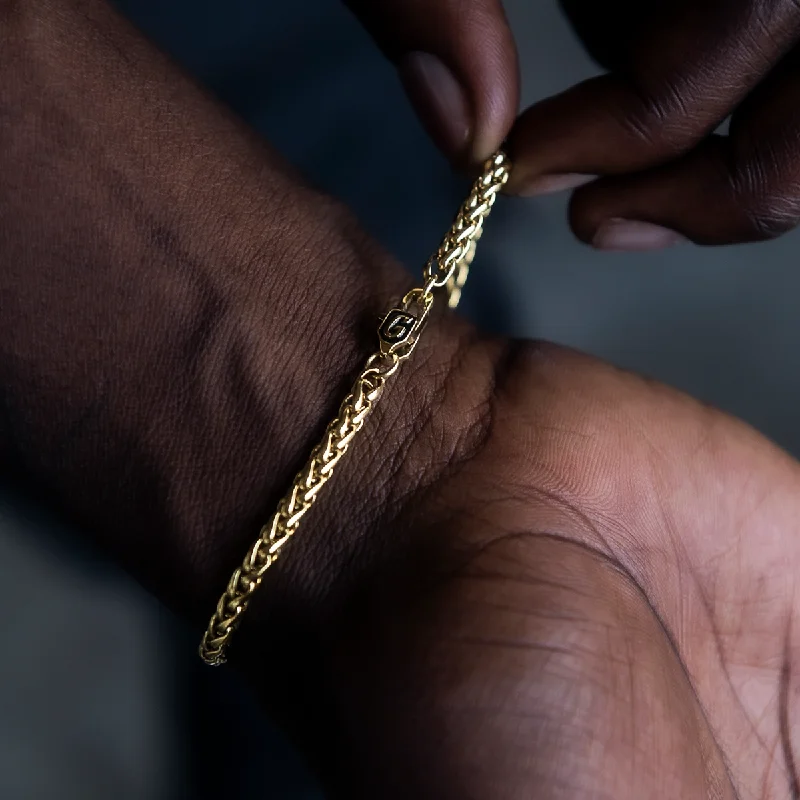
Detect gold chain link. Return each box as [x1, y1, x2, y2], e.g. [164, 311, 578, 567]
[199, 151, 511, 665]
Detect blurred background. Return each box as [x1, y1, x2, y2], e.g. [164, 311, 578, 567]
[2, 0, 800, 797]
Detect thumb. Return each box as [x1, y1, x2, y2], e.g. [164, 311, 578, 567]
[346, 0, 519, 164]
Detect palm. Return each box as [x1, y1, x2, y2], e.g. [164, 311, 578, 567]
[316, 341, 800, 799]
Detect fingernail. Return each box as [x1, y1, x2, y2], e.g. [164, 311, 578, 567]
[519, 173, 595, 197]
[398, 52, 471, 159]
[593, 219, 687, 251]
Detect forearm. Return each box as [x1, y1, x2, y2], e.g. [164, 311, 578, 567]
[0, 0, 487, 646]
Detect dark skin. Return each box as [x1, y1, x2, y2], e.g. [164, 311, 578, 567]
[351, 0, 800, 248]
[2, 0, 800, 797]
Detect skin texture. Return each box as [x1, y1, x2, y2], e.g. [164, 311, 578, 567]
[2, 1, 800, 798]
[349, 0, 800, 247]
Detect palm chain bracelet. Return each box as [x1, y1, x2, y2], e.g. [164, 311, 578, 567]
[199, 152, 511, 665]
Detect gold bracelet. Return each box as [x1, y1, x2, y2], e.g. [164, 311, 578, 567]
[199, 151, 511, 665]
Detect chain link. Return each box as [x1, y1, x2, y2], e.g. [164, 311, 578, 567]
[199, 151, 510, 665]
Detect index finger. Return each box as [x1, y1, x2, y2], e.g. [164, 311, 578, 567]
[506, 0, 800, 193]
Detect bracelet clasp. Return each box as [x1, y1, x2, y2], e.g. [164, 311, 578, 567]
[378, 288, 434, 360]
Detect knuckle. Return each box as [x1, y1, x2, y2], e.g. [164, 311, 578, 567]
[743, 199, 800, 240]
[751, 0, 800, 36]
[620, 80, 708, 157]
[730, 155, 800, 240]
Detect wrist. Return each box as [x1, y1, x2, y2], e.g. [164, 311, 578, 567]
[192, 224, 492, 647]
[0, 0, 496, 653]
[0, 7, 506, 768]
[212, 155, 513, 675]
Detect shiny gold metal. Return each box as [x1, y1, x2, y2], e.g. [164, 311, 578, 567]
[199, 151, 510, 665]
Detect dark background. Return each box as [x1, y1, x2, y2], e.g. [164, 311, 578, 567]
[2, 1, 800, 797]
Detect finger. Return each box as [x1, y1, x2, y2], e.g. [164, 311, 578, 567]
[506, 0, 800, 195]
[569, 48, 800, 249]
[345, 0, 519, 164]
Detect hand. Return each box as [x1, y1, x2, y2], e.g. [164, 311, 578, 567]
[290, 339, 800, 800]
[350, 0, 800, 250]
[3, 2, 800, 798]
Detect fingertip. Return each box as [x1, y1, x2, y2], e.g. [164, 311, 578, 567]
[564, 142, 731, 251]
[591, 219, 688, 252]
[566, 181, 606, 245]
[399, 51, 472, 160]
[398, 49, 515, 167]
[568, 181, 690, 253]
[468, 32, 520, 163]
[517, 173, 596, 198]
